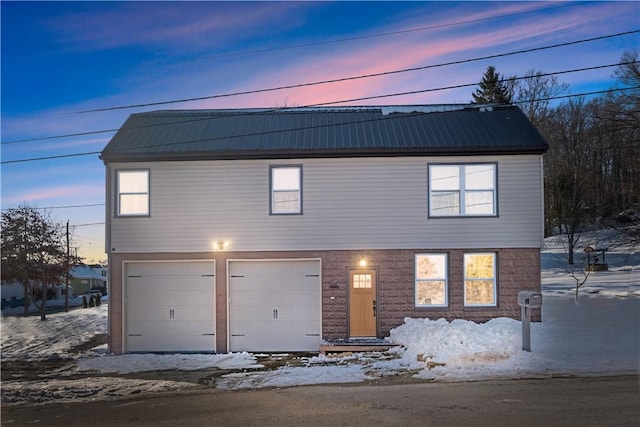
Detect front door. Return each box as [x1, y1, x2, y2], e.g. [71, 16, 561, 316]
[349, 269, 377, 337]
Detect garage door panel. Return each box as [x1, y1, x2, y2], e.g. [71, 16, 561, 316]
[230, 288, 280, 306]
[127, 276, 213, 292]
[129, 261, 215, 277]
[128, 319, 214, 335]
[231, 318, 276, 335]
[230, 333, 320, 352]
[276, 306, 320, 322]
[127, 290, 215, 307]
[128, 334, 215, 353]
[229, 305, 276, 322]
[229, 260, 321, 352]
[125, 261, 215, 353]
[127, 290, 180, 306]
[229, 260, 319, 277]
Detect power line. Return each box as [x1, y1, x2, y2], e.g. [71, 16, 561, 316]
[1, 84, 636, 166]
[95, 87, 640, 155]
[1, 151, 101, 165]
[302, 63, 637, 108]
[1, 129, 117, 145]
[72, 30, 639, 114]
[0, 203, 105, 211]
[3, 59, 634, 148]
[514, 86, 640, 104]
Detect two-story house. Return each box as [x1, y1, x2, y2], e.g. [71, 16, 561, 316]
[101, 105, 548, 354]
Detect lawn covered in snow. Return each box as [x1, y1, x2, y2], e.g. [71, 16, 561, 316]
[1, 231, 638, 401]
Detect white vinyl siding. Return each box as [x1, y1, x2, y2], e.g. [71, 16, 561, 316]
[108, 155, 544, 253]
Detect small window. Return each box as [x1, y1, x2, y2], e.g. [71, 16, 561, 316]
[464, 253, 497, 306]
[117, 170, 149, 216]
[270, 166, 302, 214]
[429, 164, 496, 217]
[415, 254, 448, 307]
[352, 274, 372, 289]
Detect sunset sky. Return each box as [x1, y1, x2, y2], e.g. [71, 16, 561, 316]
[1, 1, 638, 261]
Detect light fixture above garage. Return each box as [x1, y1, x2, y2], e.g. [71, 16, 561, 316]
[214, 241, 230, 251]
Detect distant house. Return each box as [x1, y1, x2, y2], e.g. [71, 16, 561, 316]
[101, 105, 548, 354]
[70, 264, 108, 296]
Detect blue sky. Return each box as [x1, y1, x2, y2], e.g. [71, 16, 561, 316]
[1, 1, 638, 261]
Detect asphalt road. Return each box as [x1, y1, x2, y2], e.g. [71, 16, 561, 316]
[2, 376, 639, 426]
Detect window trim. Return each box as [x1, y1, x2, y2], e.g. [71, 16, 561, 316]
[116, 169, 150, 217]
[428, 163, 498, 218]
[414, 253, 449, 308]
[269, 165, 303, 215]
[463, 252, 498, 307]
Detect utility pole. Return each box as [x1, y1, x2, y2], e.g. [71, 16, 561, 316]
[65, 220, 70, 312]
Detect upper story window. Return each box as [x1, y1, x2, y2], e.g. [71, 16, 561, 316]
[270, 165, 302, 215]
[117, 170, 149, 216]
[415, 253, 448, 307]
[429, 163, 497, 217]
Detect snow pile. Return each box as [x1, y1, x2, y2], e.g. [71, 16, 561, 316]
[217, 364, 371, 390]
[78, 351, 261, 373]
[1, 304, 108, 360]
[390, 317, 521, 371]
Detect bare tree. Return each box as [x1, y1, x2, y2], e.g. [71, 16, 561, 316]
[544, 98, 598, 264]
[611, 49, 640, 131]
[1, 206, 78, 320]
[566, 252, 593, 303]
[588, 50, 640, 230]
[513, 69, 569, 128]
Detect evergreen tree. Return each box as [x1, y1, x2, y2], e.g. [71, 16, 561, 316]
[472, 65, 514, 104]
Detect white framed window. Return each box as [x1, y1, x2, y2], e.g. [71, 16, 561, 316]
[270, 165, 302, 215]
[429, 163, 497, 217]
[415, 253, 448, 307]
[464, 252, 497, 306]
[117, 170, 149, 216]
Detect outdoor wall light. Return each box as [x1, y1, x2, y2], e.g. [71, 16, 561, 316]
[359, 259, 367, 267]
[214, 241, 230, 251]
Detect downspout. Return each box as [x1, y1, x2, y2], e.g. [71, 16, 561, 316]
[104, 163, 113, 353]
[540, 154, 545, 248]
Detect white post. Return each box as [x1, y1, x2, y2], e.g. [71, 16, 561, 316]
[521, 306, 532, 352]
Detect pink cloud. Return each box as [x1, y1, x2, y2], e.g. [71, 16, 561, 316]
[5, 184, 104, 205]
[201, 1, 635, 109]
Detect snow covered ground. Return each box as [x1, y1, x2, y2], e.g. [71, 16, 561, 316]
[1, 232, 638, 403]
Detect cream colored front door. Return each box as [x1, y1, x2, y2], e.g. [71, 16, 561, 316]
[349, 269, 377, 337]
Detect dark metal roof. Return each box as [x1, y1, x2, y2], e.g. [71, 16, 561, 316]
[100, 105, 548, 163]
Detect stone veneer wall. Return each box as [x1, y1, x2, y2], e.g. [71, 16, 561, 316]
[319, 248, 541, 339]
[108, 248, 541, 354]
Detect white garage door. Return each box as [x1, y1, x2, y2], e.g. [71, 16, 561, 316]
[125, 261, 216, 352]
[229, 260, 321, 352]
